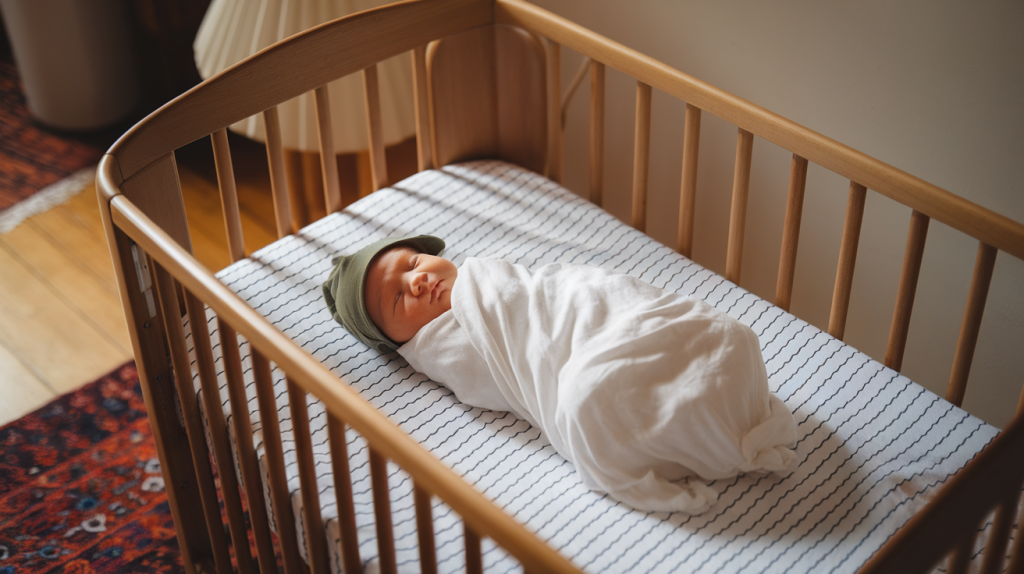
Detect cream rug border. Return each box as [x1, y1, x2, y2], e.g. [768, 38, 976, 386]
[0, 166, 97, 234]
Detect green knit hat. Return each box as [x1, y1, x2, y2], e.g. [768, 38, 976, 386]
[322, 235, 445, 353]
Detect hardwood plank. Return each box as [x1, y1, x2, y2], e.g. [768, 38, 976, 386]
[0, 222, 131, 354]
[0, 245, 131, 394]
[0, 341, 55, 426]
[28, 186, 120, 296]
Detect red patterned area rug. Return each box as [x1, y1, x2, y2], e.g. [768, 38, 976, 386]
[0, 58, 103, 212]
[0, 55, 115, 234]
[0, 362, 184, 573]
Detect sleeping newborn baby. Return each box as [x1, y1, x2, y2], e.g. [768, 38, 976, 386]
[323, 235, 798, 513]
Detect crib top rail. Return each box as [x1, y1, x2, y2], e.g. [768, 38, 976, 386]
[102, 0, 492, 186]
[495, 0, 1024, 263]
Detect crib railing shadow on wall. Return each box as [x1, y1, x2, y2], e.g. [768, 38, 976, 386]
[96, 0, 1023, 573]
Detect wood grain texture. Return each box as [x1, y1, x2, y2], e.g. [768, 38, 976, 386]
[0, 242, 131, 393]
[1, 207, 130, 354]
[0, 343, 54, 427]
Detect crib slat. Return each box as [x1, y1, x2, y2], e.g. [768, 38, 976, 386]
[947, 531, 978, 574]
[1008, 496, 1024, 573]
[251, 350, 304, 574]
[562, 56, 591, 129]
[327, 415, 362, 574]
[545, 37, 562, 183]
[286, 380, 330, 574]
[589, 60, 605, 207]
[210, 129, 245, 263]
[411, 46, 434, 172]
[632, 81, 652, 233]
[775, 154, 808, 311]
[946, 242, 998, 407]
[217, 318, 277, 574]
[726, 128, 754, 284]
[828, 181, 867, 341]
[184, 291, 256, 574]
[885, 210, 930, 372]
[363, 64, 389, 191]
[152, 264, 233, 574]
[464, 524, 483, 574]
[414, 484, 438, 574]
[979, 489, 1019, 574]
[262, 106, 294, 238]
[369, 449, 398, 574]
[314, 85, 342, 214]
[677, 103, 701, 258]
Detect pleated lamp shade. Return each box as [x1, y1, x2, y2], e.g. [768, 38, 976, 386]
[193, 0, 416, 154]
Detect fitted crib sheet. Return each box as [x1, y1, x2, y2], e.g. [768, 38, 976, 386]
[185, 160, 1004, 573]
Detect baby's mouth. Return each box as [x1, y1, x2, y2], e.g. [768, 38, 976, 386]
[431, 280, 442, 303]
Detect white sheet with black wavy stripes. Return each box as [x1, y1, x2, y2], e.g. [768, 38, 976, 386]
[186, 160, 1008, 573]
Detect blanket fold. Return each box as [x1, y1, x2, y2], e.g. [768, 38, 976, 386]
[403, 258, 797, 513]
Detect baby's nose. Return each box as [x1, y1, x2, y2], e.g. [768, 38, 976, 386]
[409, 272, 427, 295]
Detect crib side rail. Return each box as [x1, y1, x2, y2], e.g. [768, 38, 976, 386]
[496, 0, 1024, 416]
[100, 164, 583, 574]
[858, 410, 1024, 574]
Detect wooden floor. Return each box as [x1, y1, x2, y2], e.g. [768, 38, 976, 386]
[0, 134, 416, 426]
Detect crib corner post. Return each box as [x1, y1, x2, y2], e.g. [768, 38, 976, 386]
[98, 165, 216, 574]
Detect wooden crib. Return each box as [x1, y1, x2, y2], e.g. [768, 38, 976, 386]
[97, 0, 1024, 572]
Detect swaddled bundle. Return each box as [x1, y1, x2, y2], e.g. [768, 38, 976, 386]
[399, 258, 798, 514]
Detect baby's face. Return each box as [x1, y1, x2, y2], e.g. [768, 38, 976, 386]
[365, 246, 458, 344]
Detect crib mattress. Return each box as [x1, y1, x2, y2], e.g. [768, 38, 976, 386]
[186, 160, 1002, 573]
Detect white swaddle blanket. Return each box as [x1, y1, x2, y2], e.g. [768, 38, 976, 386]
[399, 258, 798, 513]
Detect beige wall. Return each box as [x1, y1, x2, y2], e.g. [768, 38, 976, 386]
[536, 0, 1024, 428]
